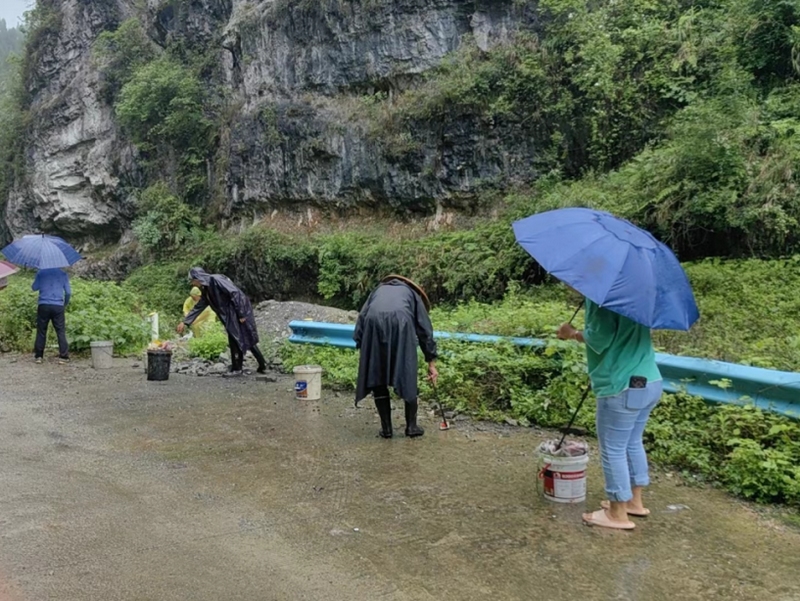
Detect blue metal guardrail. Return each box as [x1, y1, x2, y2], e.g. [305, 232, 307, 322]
[288, 320, 800, 419]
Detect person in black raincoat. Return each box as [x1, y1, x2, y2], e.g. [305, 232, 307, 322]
[354, 275, 438, 438]
[177, 268, 267, 377]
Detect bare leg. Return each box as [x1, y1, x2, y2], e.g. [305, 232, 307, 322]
[606, 500, 629, 522]
[629, 486, 647, 513]
[601, 489, 650, 516]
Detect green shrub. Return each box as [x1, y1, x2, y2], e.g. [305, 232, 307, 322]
[646, 397, 800, 504]
[0, 43, 25, 207]
[0, 273, 38, 350]
[315, 221, 540, 309]
[116, 55, 209, 151]
[93, 18, 155, 102]
[116, 55, 212, 199]
[0, 274, 150, 356]
[123, 262, 190, 333]
[132, 182, 201, 256]
[655, 258, 800, 371]
[66, 279, 151, 355]
[199, 227, 320, 303]
[188, 322, 229, 360]
[280, 342, 359, 392]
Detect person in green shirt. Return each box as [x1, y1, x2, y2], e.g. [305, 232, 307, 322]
[558, 298, 663, 530]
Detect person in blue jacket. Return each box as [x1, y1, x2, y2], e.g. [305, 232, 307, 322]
[32, 268, 71, 364]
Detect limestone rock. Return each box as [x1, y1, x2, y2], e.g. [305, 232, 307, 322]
[3, 0, 540, 244]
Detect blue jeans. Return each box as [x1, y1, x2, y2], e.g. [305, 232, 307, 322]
[596, 380, 663, 502]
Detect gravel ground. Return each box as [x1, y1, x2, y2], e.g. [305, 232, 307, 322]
[253, 299, 357, 344]
[166, 300, 357, 376]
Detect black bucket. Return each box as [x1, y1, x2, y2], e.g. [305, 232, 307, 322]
[147, 350, 172, 381]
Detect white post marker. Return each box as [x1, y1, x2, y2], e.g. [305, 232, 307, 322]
[148, 312, 159, 341]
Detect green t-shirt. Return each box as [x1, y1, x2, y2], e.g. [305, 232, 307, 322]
[583, 299, 662, 398]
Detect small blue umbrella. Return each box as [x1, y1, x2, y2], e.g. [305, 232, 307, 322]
[1, 234, 82, 270]
[512, 208, 699, 330]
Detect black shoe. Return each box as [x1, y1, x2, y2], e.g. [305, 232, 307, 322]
[58, 357, 70, 365]
[223, 370, 243, 378]
[375, 396, 393, 439]
[256, 366, 267, 374]
[404, 401, 425, 438]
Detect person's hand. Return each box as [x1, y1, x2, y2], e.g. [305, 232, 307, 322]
[427, 363, 439, 385]
[557, 323, 577, 340]
[177, 322, 186, 334]
[239, 317, 247, 324]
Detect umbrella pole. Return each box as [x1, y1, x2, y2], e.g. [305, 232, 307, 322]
[568, 300, 585, 325]
[556, 386, 590, 450]
[554, 300, 589, 449]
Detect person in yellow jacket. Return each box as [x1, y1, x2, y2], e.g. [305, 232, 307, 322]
[182, 286, 216, 336]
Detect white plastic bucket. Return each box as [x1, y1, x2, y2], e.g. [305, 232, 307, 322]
[90, 341, 114, 370]
[538, 452, 589, 503]
[293, 365, 322, 400]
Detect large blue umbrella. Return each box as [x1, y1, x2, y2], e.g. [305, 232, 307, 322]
[1, 234, 82, 270]
[512, 208, 699, 330]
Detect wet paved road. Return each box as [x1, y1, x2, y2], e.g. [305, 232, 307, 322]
[1, 356, 798, 600]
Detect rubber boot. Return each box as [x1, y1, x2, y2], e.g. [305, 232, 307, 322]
[375, 396, 393, 439]
[404, 400, 425, 438]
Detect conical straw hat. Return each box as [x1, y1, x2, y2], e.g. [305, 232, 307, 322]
[381, 274, 431, 311]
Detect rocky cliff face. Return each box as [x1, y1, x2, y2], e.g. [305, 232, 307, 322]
[3, 0, 538, 244]
[4, 0, 136, 245]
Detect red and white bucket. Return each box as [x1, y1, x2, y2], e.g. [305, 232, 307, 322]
[538, 452, 589, 503]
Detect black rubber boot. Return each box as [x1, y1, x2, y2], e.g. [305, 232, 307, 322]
[404, 400, 425, 438]
[374, 396, 393, 439]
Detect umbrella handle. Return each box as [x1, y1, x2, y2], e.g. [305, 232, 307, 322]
[568, 300, 585, 325]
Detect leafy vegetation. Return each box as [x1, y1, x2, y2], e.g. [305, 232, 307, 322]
[65, 279, 151, 354]
[93, 18, 156, 102]
[185, 216, 539, 311]
[0, 274, 150, 355]
[88, 16, 223, 248]
[122, 262, 191, 333]
[116, 55, 212, 200]
[187, 321, 229, 360]
[361, 0, 800, 257]
[131, 182, 201, 256]
[655, 258, 800, 370]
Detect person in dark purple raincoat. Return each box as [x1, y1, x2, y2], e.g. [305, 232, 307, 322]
[354, 275, 438, 438]
[177, 268, 267, 377]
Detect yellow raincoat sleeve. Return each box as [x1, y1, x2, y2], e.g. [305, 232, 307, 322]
[183, 296, 196, 317]
[183, 296, 216, 334]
